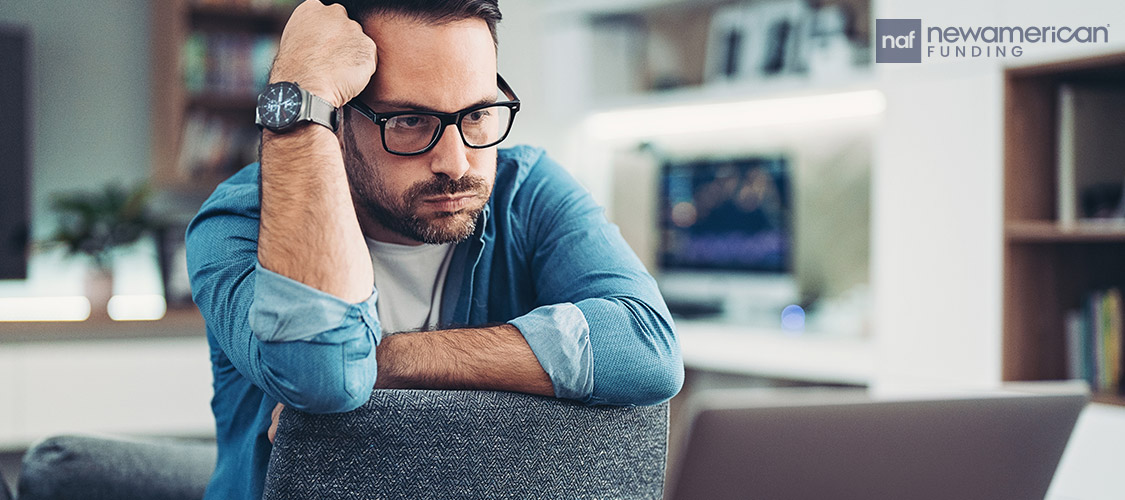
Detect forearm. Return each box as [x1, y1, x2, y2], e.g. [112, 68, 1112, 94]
[374, 324, 553, 396]
[188, 194, 380, 414]
[258, 128, 373, 302]
[256, 1, 376, 303]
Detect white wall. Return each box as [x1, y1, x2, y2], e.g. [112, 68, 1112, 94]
[0, 337, 214, 451]
[497, 1, 589, 191]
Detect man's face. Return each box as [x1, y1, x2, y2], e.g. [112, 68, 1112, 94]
[343, 15, 499, 245]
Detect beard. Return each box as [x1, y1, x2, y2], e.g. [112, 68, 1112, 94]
[342, 122, 492, 245]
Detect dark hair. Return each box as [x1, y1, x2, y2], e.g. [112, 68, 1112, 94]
[329, 0, 502, 46]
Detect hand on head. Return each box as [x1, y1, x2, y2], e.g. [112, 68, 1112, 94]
[271, 1, 377, 108]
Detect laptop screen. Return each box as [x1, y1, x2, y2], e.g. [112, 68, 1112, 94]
[668, 387, 1087, 500]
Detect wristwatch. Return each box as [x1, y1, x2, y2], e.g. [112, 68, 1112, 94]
[255, 81, 341, 133]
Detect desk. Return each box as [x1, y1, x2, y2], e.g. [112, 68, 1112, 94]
[675, 320, 874, 385]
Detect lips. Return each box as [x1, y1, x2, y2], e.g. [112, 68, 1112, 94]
[421, 193, 476, 212]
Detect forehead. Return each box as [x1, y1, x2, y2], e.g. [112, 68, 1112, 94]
[359, 15, 497, 111]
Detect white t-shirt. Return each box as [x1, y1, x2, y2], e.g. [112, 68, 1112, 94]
[366, 238, 455, 334]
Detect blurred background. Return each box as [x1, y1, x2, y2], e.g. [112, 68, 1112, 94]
[1, 0, 1125, 498]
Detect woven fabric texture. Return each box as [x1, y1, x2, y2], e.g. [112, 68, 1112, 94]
[263, 389, 669, 500]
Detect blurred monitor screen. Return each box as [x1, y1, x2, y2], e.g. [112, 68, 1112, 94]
[0, 25, 30, 280]
[659, 157, 791, 273]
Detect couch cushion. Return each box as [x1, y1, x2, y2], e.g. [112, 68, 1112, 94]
[18, 435, 215, 500]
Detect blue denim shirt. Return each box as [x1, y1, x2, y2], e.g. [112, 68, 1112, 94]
[186, 145, 683, 500]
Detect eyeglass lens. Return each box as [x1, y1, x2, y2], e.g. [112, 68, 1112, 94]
[384, 104, 513, 154]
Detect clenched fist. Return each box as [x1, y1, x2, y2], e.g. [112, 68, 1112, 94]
[268, 403, 284, 443]
[270, 1, 377, 108]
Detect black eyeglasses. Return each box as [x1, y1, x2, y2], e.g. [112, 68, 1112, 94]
[346, 74, 520, 156]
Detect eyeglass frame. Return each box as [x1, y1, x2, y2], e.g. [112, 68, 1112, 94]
[345, 74, 521, 157]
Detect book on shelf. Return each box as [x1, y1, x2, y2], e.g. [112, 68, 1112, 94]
[1055, 84, 1125, 225]
[183, 31, 278, 99]
[1065, 287, 1124, 394]
[177, 112, 260, 181]
[176, 20, 279, 183]
[190, 0, 299, 11]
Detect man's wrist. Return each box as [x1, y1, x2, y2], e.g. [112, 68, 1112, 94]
[268, 74, 345, 109]
[373, 334, 406, 389]
[261, 121, 336, 146]
[260, 123, 343, 172]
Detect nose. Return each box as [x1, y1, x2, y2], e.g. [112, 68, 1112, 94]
[427, 123, 472, 181]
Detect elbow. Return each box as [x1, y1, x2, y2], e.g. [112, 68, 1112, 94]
[617, 301, 684, 405]
[591, 345, 684, 407]
[258, 335, 379, 414]
[620, 353, 685, 406]
[650, 356, 686, 404]
[583, 297, 684, 406]
[274, 366, 376, 414]
[249, 288, 382, 414]
[284, 389, 371, 415]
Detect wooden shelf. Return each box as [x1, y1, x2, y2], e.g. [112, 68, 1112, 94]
[0, 307, 206, 343]
[188, 3, 291, 31]
[1091, 392, 1125, 406]
[1006, 220, 1125, 243]
[546, 0, 869, 42]
[187, 92, 257, 113]
[554, 0, 870, 101]
[592, 70, 877, 113]
[545, 0, 735, 18]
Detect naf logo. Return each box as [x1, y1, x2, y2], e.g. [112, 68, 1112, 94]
[876, 19, 922, 63]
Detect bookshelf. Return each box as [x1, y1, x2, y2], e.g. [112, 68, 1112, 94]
[1006, 220, 1125, 243]
[150, 0, 297, 196]
[547, 0, 871, 106]
[1003, 52, 1125, 405]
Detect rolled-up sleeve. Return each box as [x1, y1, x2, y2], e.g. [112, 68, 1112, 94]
[186, 166, 381, 414]
[508, 154, 684, 407]
[249, 264, 381, 412]
[508, 303, 593, 401]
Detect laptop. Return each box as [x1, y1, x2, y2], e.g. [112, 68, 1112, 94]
[667, 384, 1089, 500]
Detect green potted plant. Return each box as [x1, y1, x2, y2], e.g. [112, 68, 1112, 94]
[46, 182, 154, 320]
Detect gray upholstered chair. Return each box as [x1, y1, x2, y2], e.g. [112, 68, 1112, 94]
[16, 390, 669, 499]
[265, 389, 671, 500]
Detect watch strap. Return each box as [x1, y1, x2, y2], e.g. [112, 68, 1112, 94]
[301, 90, 341, 132]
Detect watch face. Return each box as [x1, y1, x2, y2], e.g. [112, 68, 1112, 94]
[257, 82, 302, 130]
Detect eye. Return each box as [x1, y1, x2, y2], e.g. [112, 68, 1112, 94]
[389, 115, 429, 129]
[465, 109, 491, 123]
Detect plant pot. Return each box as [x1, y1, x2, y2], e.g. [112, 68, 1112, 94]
[86, 266, 113, 321]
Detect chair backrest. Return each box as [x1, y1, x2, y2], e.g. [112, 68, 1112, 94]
[264, 389, 670, 500]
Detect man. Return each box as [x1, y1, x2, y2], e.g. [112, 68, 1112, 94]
[186, 1, 683, 498]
